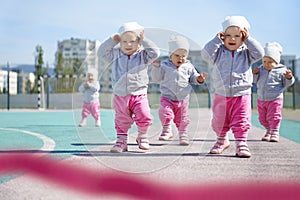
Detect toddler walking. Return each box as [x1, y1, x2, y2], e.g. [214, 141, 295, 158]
[78, 69, 101, 127]
[98, 22, 160, 153]
[152, 35, 207, 145]
[201, 16, 264, 157]
[253, 42, 294, 142]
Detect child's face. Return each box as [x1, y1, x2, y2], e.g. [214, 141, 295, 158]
[263, 56, 277, 71]
[120, 31, 140, 55]
[170, 49, 188, 67]
[223, 26, 244, 51]
[87, 73, 94, 81]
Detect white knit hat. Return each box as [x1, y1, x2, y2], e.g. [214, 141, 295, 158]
[264, 42, 283, 64]
[168, 35, 190, 54]
[118, 22, 144, 36]
[87, 68, 98, 78]
[222, 16, 250, 32]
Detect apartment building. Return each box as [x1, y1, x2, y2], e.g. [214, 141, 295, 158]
[55, 38, 101, 76]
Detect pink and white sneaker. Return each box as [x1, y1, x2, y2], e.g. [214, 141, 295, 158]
[210, 136, 230, 154]
[110, 137, 128, 153]
[235, 141, 251, 158]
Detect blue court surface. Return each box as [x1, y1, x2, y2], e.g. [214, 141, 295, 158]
[0, 109, 300, 184]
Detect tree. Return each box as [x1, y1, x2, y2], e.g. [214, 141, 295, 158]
[33, 45, 44, 93]
[55, 51, 64, 75]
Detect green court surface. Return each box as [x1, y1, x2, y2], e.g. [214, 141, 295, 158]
[0, 109, 299, 184]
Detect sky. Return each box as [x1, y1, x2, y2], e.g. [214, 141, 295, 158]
[1, 0, 300, 66]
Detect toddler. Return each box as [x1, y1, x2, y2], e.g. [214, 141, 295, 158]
[201, 16, 264, 157]
[253, 42, 294, 142]
[98, 22, 160, 153]
[152, 35, 207, 145]
[78, 69, 101, 127]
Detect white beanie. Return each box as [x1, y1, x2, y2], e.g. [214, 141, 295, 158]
[264, 42, 283, 64]
[222, 16, 250, 32]
[87, 68, 98, 78]
[118, 22, 144, 36]
[168, 35, 190, 54]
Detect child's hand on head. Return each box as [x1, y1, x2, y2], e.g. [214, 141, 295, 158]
[284, 69, 293, 80]
[241, 28, 249, 41]
[252, 67, 260, 74]
[218, 32, 225, 41]
[113, 34, 120, 43]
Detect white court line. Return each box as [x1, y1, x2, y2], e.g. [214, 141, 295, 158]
[0, 128, 56, 152]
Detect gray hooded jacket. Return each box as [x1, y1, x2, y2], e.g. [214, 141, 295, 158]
[151, 59, 201, 101]
[253, 64, 295, 101]
[98, 37, 160, 96]
[201, 36, 264, 97]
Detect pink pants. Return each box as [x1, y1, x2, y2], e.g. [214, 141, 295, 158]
[159, 96, 190, 133]
[113, 94, 152, 135]
[212, 94, 251, 140]
[81, 101, 100, 120]
[257, 98, 283, 131]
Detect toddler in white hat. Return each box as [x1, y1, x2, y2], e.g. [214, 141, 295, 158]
[201, 15, 264, 158]
[151, 34, 207, 145]
[253, 42, 294, 143]
[98, 22, 160, 153]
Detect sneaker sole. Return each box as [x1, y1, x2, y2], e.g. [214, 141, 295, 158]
[235, 153, 251, 158]
[110, 149, 128, 153]
[209, 144, 230, 154]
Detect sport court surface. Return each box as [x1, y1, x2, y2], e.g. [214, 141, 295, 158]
[0, 108, 300, 199]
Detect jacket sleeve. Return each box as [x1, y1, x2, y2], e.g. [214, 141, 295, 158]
[244, 36, 264, 65]
[151, 66, 163, 82]
[78, 82, 85, 92]
[88, 81, 100, 92]
[189, 66, 201, 85]
[201, 35, 222, 64]
[252, 66, 262, 84]
[283, 75, 295, 89]
[98, 37, 119, 63]
[141, 37, 160, 64]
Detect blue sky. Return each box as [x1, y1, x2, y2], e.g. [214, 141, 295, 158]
[1, 0, 299, 66]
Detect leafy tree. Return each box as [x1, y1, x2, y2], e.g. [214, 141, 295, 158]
[55, 51, 64, 75]
[33, 45, 44, 93]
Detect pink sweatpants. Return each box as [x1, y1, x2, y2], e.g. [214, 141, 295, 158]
[212, 94, 251, 140]
[81, 101, 100, 120]
[159, 96, 190, 133]
[113, 94, 152, 135]
[257, 98, 283, 131]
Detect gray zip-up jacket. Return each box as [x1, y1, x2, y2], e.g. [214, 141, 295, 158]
[98, 37, 160, 96]
[78, 80, 100, 103]
[151, 59, 201, 101]
[201, 36, 264, 97]
[253, 64, 295, 101]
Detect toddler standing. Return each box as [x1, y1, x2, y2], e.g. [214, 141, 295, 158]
[152, 35, 207, 145]
[98, 22, 160, 153]
[201, 16, 264, 157]
[253, 42, 294, 142]
[78, 69, 101, 127]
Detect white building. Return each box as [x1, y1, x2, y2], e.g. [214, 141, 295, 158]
[55, 38, 101, 76]
[0, 69, 18, 95]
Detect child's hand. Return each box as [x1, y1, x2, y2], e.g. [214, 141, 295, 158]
[152, 60, 160, 68]
[197, 72, 208, 83]
[284, 69, 293, 80]
[252, 67, 260, 74]
[113, 34, 120, 43]
[84, 83, 89, 88]
[138, 30, 144, 45]
[139, 30, 144, 41]
[241, 28, 249, 41]
[218, 32, 225, 41]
